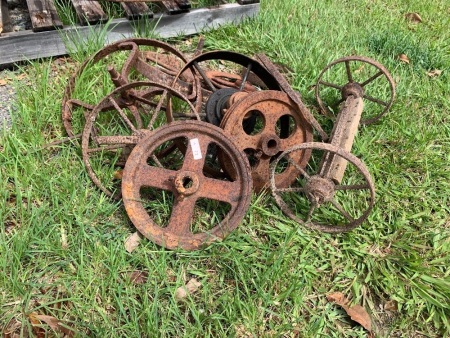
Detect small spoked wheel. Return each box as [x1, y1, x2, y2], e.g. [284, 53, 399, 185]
[82, 81, 199, 199]
[121, 120, 252, 250]
[270, 142, 375, 233]
[315, 56, 395, 125]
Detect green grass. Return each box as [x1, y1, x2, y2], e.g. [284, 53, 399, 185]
[1, 0, 450, 336]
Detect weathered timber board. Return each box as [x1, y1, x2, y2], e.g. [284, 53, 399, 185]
[71, 0, 108, 25]
[122, 2, 153, 20]
[160, 0, 188, 15]
[0, 3, 259, 66]
[175, 0, 191, 10]
[0, 0, 12, 34]
[25, 0, 63, 32]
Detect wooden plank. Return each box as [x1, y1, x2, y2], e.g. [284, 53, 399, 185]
[70, 0, 108, 25]
[0, 3, 259, 66]
[25, 0, 63, 32]
[237, 0, 259, 4]
[160, 0, 188, 15]
[175, 0, 191, 10]
[121, 2, 153, 20]
[0, 0, 13, 34]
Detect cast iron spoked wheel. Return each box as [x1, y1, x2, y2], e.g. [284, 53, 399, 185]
[62, 38, 200, 137]
[270, 142, 375, 233]
[315, 56, 395, 125]
[82, 81, 199, 200]
[122, 120, 252, 251]
[173, 50, 282, 127]
[219, 90, 313, 192]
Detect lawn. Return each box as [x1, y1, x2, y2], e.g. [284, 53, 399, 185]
[1, 0, 449, 336]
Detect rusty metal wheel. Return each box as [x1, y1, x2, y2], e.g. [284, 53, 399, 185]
[315, 56, 395, 125]
[62, 38, 201, 137]
[173, 50, 282, 127]
[122, 120, 252, 251]
[270, 142, 375, 233]
[82, 81, 199, 199]
[219, 90, 313, 192]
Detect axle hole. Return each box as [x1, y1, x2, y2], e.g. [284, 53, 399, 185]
[267, 139, 277, 149]
[183, 177, 193, 189]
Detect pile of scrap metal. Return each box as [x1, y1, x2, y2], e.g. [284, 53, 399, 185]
[62, 38, 395, 250]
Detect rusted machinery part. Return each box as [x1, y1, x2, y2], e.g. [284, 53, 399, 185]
[172, 50, 282, 119]
[219, 90, 313, 192]
[82, 81, 199, 199]
[315, 55, 396, 125]
[270, 142, 375, 233]
[62, 38, 199, 137]
[256, 53, 329, 142]
[205, 71, 259, 92]
[121, 120, 253, 251]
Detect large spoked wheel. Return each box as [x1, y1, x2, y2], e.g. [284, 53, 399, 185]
[62, 38, 200, 137]
[82, 81, 199, 199]
[315, 56, 395, 125]
[220, 90, 313, 192]
[122, 121, 252, 251]
[270, 142, 375, 233]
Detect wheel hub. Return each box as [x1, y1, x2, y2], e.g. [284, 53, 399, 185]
[174, 171, 200, 196]
[304, 175, 335, 205]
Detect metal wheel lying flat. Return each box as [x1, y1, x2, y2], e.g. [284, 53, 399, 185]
[315, 56, 395, 125]
[122, 120, 252, 250]
[270, 142, 375, 233]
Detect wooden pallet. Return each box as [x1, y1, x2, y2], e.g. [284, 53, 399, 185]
[0, 0, 259, 33]
[0, 2, 259, 66]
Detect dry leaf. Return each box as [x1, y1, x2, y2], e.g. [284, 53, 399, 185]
[426, 69, 442, 77]
[127, 270, 148, 284]
[175, 278, 201, 301]
[405, 12, 422, 23]
[124, 232, 142, 253]
[398, 54, 410, 64]
[16, 73, 27, 81]
[384, 299, 397, 312]
[0, 79, 8, 86]
[29, 313, 74, 337]
[113, 169, 123, 180]
[327, 292, 373, 336]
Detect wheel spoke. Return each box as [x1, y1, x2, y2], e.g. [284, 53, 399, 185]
[194, 62, 217, 92]
[109, 97, 138, 132]
[345, 60, 353, 82]
[239, 63, 252, 91]
[87, 143, 129, 153]
[181, 134, 209, 173]
[360, 70, 384, 87]
[335, 183, 370, 191]
[93, 135, 140, 146]
[274, 187, 305, 193]
[166, 196, 197, 234]
[318, 80, 342, 90]
[305, 204, 316, 222]
[286, 155, 310, 179]
[199, 178, 241, 205]
[136, 164, 177, 191]
[329, 199, 354, 222]
[363, 94, 388, 107]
